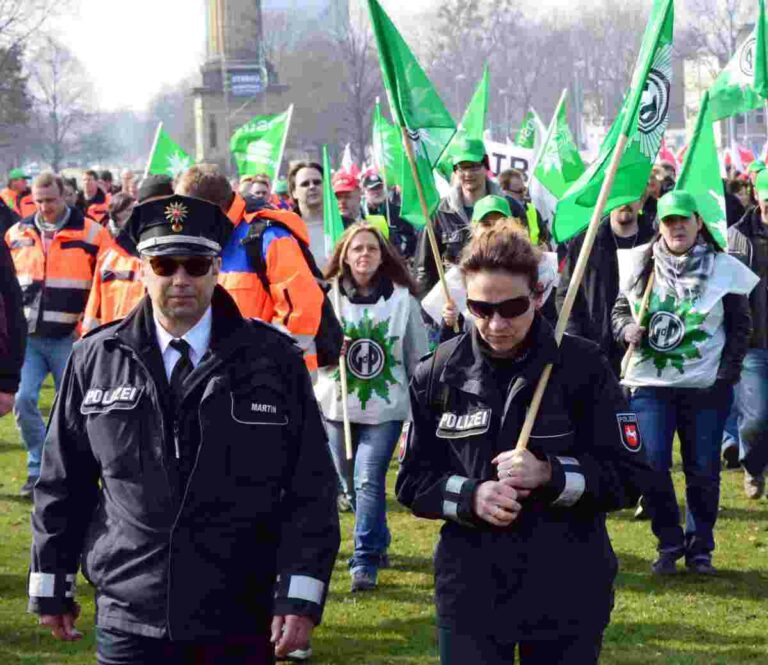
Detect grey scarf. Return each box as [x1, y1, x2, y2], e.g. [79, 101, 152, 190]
[652, 238, 716, 302]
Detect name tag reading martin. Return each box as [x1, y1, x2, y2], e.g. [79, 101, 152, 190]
[230, 392, 288, 425]
[81, 385, 144, 414]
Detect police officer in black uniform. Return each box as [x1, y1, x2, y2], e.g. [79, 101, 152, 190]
[28, 195, 340, 664]
[397, 220, 654, 664]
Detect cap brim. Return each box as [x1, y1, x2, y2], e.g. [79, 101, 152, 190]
[139, 244, 219, 257]
[137, 234, 221, 257]
[452, 153, 484, 167]
[659, 205, 695, 220]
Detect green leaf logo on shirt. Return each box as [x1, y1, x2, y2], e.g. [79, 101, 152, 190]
[637, 292, 710, 375]
[337, 310, 400, 409]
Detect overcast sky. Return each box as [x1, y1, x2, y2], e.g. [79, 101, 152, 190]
[52, 0, 605, 112]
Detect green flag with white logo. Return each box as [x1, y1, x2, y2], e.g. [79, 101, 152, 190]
[372, 99, 404, 189]
[230, 105, 294, 184]
[145, 124, 193, 178]
[709, 0, 768, 121]
[529, 90, 585, 223]
[514, 109, 546, 150]
[367, 0, 456, 229]
[553, 0, 674, 244]
[436, 64, 489, 181]
[675, 92, 728, 249]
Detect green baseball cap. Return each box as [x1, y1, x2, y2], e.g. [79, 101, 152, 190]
[747, 160, 766, 174]
[274, 178, 288, 195]
[451, 138, 486, 167]
[471, 195, 512, 223]
[8, 168, 28, 180]
[657, 190, 698, 221]
[755, 169, 768, 200]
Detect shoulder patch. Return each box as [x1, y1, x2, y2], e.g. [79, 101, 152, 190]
[617, 413, 642, 453]
[398, 422, 411, 463]
[436, 408, 491, 439]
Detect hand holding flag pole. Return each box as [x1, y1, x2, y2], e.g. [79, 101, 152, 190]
[620, 272, 655, 378]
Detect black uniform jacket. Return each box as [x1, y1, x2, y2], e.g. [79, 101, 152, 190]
[396, 316, 654, 639]
[29, 286, 340, 640]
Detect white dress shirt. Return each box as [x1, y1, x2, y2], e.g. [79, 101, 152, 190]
[154, 307, 213, 381]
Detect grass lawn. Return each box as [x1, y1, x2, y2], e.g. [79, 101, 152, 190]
[1, 381, 767, 663]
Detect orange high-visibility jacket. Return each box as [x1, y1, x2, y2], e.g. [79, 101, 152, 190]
[82, 243, 144, 334]
[6, 208, 112, 338]
[85, 189, 111, 225]
[219, 200, 324, 372]
[1, 187, 36, 218]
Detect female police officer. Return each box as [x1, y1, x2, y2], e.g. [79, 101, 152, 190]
[396, 220, 654, 664]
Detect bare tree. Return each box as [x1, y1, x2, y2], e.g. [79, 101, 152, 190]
[337, 21, 383, 165]
[684, 0, 751, 72]
[28, 37, 92, 171]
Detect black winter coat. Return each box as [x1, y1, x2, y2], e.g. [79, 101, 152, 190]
[397, 316, 654, 639]
[0, 235, 26, 392]
[556, 218, 655, 375]
[29, 287, 340, 640]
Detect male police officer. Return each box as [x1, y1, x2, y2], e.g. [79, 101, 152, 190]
[28, 195, 340, 663]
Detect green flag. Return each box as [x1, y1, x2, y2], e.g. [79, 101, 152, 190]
[372, 99, 404, 188]
[553, 0, 674, 243]
[322, 145, 345, 257]
[528, 90, 586, 223]
[367, 0, 456, 228]
[230, 105, 293, 183]
[709, 0, 768, 121]
[515, 109, 546, 149]
[145, 124, 192, 178]
[675, 92, 727, 248]
[436, 65, 489, 181]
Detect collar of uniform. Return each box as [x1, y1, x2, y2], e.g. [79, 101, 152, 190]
[113, 286, 249, 363]
[21, 205, 85, 231]
[439, 314, 560, 402]
[154, 306, 212, 366]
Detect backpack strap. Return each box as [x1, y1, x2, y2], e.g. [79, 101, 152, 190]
[427, 336, 462, 415]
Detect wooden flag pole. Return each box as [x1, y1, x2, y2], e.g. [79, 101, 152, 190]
[515, 133, 630, 451]
[620, 271, 655, 378]
[333, 278, 354, 461]
[400, 127, 460, 333]
[143, 122, 163, 179]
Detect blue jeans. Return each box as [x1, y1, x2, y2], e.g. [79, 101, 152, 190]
[721, 402, 740, 453]
[325, 419, 403, 574]
[13, 335, 73, 478]
[736, 349, 768, 478]
[630, 382, 733, 561]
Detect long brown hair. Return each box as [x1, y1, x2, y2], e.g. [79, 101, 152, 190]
[324, 222, 417, 294]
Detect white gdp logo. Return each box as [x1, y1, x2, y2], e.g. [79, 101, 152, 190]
[347, 339, 385, 380]
[648, 311, 685, 352]
[740, 37, 756, 77]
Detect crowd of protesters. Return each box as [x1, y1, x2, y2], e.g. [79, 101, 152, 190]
[0, 145, 765, 662]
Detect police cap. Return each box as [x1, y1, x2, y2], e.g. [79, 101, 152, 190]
[124, 194, 229, 257]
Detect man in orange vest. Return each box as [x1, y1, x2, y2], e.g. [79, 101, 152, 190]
[176, 165, 325, 373]
[1, 168, 36, 219]
[5, 172, 112, 497]
[82, 169, 110, 225]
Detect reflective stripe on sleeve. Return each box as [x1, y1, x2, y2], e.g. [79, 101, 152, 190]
[42, 311, 81, 324]
[445, 475, 467, 496]
[85, 221, 102, 244]
[442, 500, 459, 519]
[552, 456, 585, 507]
[45, 278, 93, 290]
[29, 572, 56, 597]
[286, 575, 325, 605]
[65, 574, 76, 598]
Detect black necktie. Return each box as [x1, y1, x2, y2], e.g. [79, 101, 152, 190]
[169, 339, 193, 408]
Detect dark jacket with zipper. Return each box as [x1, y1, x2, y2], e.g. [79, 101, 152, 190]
[556, 217, 655, 375]
[28, 286, 340, 640]
[396, 315, 654, 639]
[0, 235, 26, 392]
[729, 207, 768, 349]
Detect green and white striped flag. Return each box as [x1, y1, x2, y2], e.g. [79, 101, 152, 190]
[230, 105, 294, 184]
[709, 0, 768, 121]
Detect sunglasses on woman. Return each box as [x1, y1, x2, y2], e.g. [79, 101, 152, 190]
[466, 296, 531, 320]
[148, 256, 213, 278]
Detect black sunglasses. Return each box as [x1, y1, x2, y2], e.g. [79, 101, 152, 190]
[466, 296, 531, 320]
[149, 256, 213, 278]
